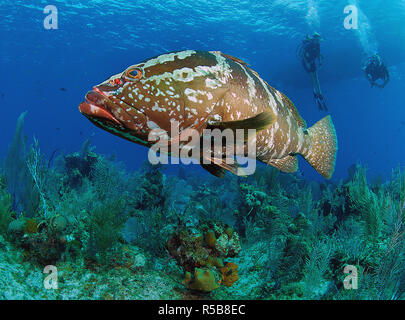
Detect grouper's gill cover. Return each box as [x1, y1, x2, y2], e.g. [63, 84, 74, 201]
[79, 50, 338, 179]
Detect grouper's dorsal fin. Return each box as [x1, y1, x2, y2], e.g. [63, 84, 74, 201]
[213, 51, 262, 77]
[279, 91, 307, 128]
[212, 51, 251, 66]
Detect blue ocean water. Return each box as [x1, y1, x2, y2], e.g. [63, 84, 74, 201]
[1, 0, 404, 181]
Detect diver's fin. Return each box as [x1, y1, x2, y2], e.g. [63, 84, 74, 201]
[267, 155, 299, 173]
[302, 115, 337, 179]
[207, 111, 275, 140]
[316, 99, 323, 111]
[314, 94, 328, 111]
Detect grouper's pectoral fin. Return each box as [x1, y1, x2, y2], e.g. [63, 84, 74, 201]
[207, 111, 275, 140]
[266, 155, 299, 173]
[201, 111, 275, 177]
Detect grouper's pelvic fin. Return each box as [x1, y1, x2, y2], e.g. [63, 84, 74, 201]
[302, 115, 338, 179]
[200, 156, 246, 178]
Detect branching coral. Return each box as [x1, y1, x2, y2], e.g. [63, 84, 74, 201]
[3, 112, 40, 217]
[302, 239, 334, 299]
[0, 188, 13, 233]
[26, 138, 50, 218]
[346, 165, 388, 239]
[86, 198, 127, 266]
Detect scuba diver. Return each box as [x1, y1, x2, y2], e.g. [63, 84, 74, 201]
[363, 54, 390, 88]
[297, 32, 328, 111]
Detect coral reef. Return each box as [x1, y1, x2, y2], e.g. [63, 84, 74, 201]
[167, 222, 241, 293]
[0, 185, 13, 233]
[0, 113, 404, 300]
[220, 262, 239, 287]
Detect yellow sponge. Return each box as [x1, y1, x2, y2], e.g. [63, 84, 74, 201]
[186, 268, 221, 292]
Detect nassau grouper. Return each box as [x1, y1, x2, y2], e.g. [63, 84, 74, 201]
[79, 50, 337, 179]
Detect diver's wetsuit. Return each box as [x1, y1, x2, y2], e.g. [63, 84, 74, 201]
[298, 35, 328, 111]
[364, 55, 390, 88]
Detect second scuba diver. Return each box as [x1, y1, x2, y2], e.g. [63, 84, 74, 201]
[363, 54, 390, 88]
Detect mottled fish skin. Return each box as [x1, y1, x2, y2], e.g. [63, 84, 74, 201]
[79, 50, 337, 178]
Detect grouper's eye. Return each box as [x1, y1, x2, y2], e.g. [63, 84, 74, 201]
[125, 68, 143, 81]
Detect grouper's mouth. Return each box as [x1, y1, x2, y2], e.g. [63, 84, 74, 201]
[79, 89, 122, 126]
[79, 88, 150, 146]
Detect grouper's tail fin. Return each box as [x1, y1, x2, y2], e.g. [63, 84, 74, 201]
[303, 115, 337, 179]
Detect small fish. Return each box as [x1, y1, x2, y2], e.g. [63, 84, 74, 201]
[60, 88, 67, 92]
[79, 50, 337, 178]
